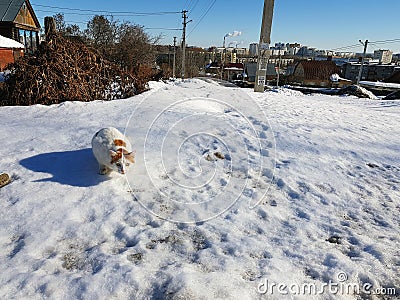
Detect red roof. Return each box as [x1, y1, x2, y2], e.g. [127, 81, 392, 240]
[225, 63, 244, 69]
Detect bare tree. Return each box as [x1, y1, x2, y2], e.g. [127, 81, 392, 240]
[50, 14, 161, 79]
[53, 13, 84, 40]
[83, 16, 160, 72]
[85, 15, 118, 57]
[113, 22, 161, 71]
[53, 13, 66, 33]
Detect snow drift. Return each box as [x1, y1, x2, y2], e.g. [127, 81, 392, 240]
[0, 79, 399, 299]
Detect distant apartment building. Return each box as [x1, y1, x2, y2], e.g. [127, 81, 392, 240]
[234, 47, 247, 56]
[286, 43, 301, 56]
[373, 49, 393, 64]
[270, 49, 285, 56]
[336, 52, 357, 58]
[296, 46, 317, 57]
[272, 42, 286, 50]
[225, 47, 237, 63]
[210, 46, 247, 63]
[247, 41, 398, 62]
[249, 43, 258, 56]
[249, 41, 303, 56]
[315, 49, 329, 56]
[287, 43, 301, 49]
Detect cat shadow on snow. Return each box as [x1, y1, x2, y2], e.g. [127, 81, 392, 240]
[20, 148, 111, 187]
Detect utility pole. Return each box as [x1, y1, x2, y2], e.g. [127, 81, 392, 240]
[168, 44, 171, 67]
[276, 51, 281, 88]
[356, 39, 368, 85]
[173, 36, 177, 78]
[254, 0, 275, 92]
[181, 10, 191, 79]
[221, 37, 226, 80]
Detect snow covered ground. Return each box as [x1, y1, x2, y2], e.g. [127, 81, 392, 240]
[0, 79, 399, 299]
[360, 80, 400, 91]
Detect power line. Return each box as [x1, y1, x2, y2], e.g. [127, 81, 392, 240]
[186, 0, 194, 10]
[369, 41, 400, 47]
[35, 9, 102, 17]
[53, 19, 182, 31]
[145, 27, 182, 31]
[328, 38, 400, 53]
[183, 0, 192, 10]
[35, 9, 180, 18]
[32, 3, 181, 16]
[188, 0, 200, 15]
[187, 0, 216, 37]
[368, 42, 380, 52]
[63, 20, 89, 26]
[329, 43, 361, 51]
[368, 38, 400, 44]
[44, 18, 182, 32]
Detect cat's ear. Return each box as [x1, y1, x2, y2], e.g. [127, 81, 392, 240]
[125, 152, 135, 163]
[109, 150, 117, 157]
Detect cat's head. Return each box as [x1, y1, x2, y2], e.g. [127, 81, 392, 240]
[110, 149, 135, 174]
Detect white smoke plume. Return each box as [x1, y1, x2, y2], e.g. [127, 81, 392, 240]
[224, 31, 242, 38]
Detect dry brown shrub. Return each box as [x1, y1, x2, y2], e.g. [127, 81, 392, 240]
[0, 32, 154, 106]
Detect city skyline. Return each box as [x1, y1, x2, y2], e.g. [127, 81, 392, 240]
[32, 0, 400, 53]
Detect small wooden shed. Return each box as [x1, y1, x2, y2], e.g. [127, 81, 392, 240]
[0, 34, 24, 69]
[0, 0, 40, 52]
[293, 60, 340, 87]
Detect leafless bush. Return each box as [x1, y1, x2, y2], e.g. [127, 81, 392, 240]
[0, 32, 152, 106]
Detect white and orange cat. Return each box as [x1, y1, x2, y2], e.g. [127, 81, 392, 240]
[92, 127, 135, 175]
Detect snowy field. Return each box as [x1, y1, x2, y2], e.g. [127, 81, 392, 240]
[0, 79, 399, 299]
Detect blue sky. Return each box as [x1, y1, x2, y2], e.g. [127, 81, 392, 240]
[31, 0, 400, 53]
